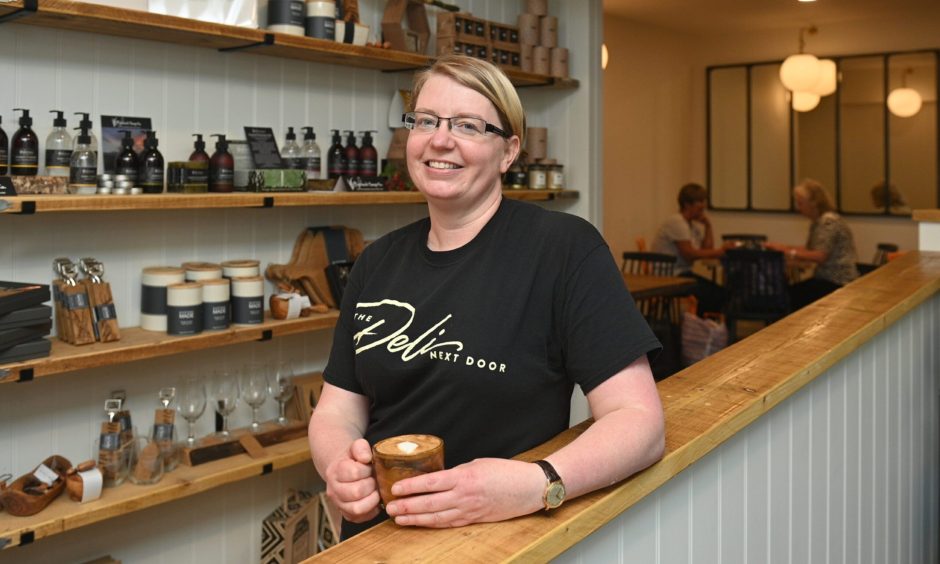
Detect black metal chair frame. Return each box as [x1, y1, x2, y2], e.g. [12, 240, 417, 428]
[721, 248, 791, 342]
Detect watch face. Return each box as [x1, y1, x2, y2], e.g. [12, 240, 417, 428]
[546, 482, 566, 509]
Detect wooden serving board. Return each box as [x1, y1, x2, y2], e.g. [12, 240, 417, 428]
[181, 420, 307, 466]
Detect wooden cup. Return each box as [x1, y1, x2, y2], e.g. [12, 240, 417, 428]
[372, 434, 444, 506]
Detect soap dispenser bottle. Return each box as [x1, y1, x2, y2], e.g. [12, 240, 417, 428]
[327, 129, 346, 179]
[189, 133, 210, 163]
[358, 130, 378, 177]
[301, 126, 321, 180]
[139, 130, 165, 194]
[69, 126, 98, 194]
[72, 112, 99, 155]
[343, 130, 359, 177]
[11, 108, 39, 176]
[209, 134, 234, 193]
[282, 127, 303, 169]
[0, 116, 8, 175]
[115, 130, 139, 182]
[45, 110, 72, 177]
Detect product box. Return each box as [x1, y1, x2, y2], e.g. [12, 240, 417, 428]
[148, 0, 259, 28]
[100, 115, 152, 174]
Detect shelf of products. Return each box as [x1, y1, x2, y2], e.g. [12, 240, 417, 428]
[0, 0, 579, 89]
[0, 312, 340, 385]
[0, 437, 310, 550]
[0, 189, 579, 214]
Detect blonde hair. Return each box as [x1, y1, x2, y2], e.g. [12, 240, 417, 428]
[409, 54, 526, 146]
[794, 178, 836, 215]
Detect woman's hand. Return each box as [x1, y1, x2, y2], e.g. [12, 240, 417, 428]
[384, 458, 545, 528]
[323, 438, 381, 523]
[763, 241, 788, 253]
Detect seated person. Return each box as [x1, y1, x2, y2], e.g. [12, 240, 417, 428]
[766, 179, 859, 311]
[651, 183, 728, 315]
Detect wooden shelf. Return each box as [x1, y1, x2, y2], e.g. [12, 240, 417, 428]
[0, 437, 311, 550]
[0, 189, 578, 214]
[0, 0, 579, 89]
[0, 312, 339, 385]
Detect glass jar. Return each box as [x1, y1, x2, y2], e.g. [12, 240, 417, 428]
[527, 164, 547, 190]
[547, 163, 565, 190]
[505, 163, 527, 189]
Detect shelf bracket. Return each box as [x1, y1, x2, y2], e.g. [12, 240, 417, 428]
[16, 201, 36, 215]
[261, 463, 273, 475]
[0, 0, 38, 25]
[258, 329, 273, 341]
[262, 196, 274, 208]
[218, 33, 274, 53]
[16, 368, 34, 383]
[19, 531, 34, 546]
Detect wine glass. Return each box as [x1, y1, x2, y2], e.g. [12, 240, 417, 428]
[270, 362, 295, 426]
[178, 377, 207, 447]
[213, 370, 240, 437]
[242, 363, 269, 433]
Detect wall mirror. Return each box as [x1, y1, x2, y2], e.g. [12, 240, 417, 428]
[707, 49, 939, 215]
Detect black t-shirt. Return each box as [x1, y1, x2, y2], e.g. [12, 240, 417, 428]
[325, 198, 660, 468]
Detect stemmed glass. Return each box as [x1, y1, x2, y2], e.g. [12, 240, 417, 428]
[178, 378, 206, 447]
[270, 362, 295, 426]
[213, 370, 240, 437]
[242, 364, 269, 433]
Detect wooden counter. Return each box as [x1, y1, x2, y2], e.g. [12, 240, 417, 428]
[307, 251, 940, 562]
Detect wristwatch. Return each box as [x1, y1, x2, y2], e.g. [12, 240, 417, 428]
[533, 460, 566, 510]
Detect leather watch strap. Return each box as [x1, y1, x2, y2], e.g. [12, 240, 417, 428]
[533, 459, 561, 482]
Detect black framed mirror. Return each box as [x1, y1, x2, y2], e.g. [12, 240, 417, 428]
[707, 49, 939, 215]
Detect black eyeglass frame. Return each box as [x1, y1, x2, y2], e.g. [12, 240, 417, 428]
[401, 111, 511, 139]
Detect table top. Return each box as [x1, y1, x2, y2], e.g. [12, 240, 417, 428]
[623, 273, 696, 300]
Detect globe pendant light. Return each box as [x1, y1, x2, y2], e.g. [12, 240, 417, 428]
[792, 91, 821, 112]
[810, 59, 838, 97]
[780, 26, 821, 92]
[887, 67, 922, 118]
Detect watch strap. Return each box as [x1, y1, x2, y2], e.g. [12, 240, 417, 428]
[533, 459, 561, 483]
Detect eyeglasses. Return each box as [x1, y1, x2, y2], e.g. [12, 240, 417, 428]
[402, 111, 510, 139]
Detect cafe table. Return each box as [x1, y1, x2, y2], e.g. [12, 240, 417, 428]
[623, 273, 696, 300]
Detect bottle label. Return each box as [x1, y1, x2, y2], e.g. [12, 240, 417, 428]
[345, 158, 360, 176]
[116, 164, 138, 181]
[70, 165, 98, 185]
[359, 158, 377, 176]
[283, 157, 304, 170]
[141, 167, 164, 185]
[210, 167, 234, 183]
[46, 149, 73, 168]
[12, 147, 38, 165]
[0, 147, 7, 171]
[328, 155, 348, 178]
[305, 156, 321, 179]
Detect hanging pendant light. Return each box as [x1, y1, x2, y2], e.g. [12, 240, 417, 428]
[780, 26, 821, 92]
[792, 91, 821, 112]
[887, 67, 922, 118]
[809, 59, 838, 97]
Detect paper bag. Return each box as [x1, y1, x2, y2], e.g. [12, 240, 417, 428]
[261, 490, 318, 564]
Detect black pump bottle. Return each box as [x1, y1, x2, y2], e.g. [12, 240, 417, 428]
[11, 108, 39, 176]
[0, 115, 8, 175]
[115, 130, 139, 182]
[139, 130, 165, 194]
[327, 129, 346, 180]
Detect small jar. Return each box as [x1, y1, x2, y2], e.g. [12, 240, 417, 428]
[221, 259, 260, 279]
[547, 164, 565, 190]
[231, 275, 265, 325]
[505, 163, 527, 189]
[527, 164, 547, 190]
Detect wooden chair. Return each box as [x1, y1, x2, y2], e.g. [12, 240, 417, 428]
[872, 243, 899, 266]
[721, 248, 791, 342]
[621, 252, 677, 277]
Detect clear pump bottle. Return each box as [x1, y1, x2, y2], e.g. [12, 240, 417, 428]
[45, 110, 72, 177]
[301, 126, 321, 180]
[72, 112, 99, 154]
[281, 127, 303, 169]
[69, 126, 98, 194]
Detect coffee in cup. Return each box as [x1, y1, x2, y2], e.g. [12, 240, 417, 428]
[372, 434, 444, 506]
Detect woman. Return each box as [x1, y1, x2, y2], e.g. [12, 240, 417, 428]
[308, 55, 665, 539]
[766, 179, 859, 310]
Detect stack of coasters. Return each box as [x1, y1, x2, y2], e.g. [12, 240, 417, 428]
[0, 282, 53, 364]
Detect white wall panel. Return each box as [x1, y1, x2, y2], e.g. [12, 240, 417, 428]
[557, 294, 940, 563]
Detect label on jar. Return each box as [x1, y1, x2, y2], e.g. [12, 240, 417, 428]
[204, 300, 231, 330]
[46, 149, 73, 168]
[528, 167, 547, 189]
[186, 167, 209, 184]
[141, 285, 168, 315]
[167, 304, 204, 335]
[70, 165, 98, 185]
[549, 169, 565, 189]
[268, 0, 304, 27]
[305, 15, 335, 39]
[232, 296, 263, 324]
[99, 431, 121, 451]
